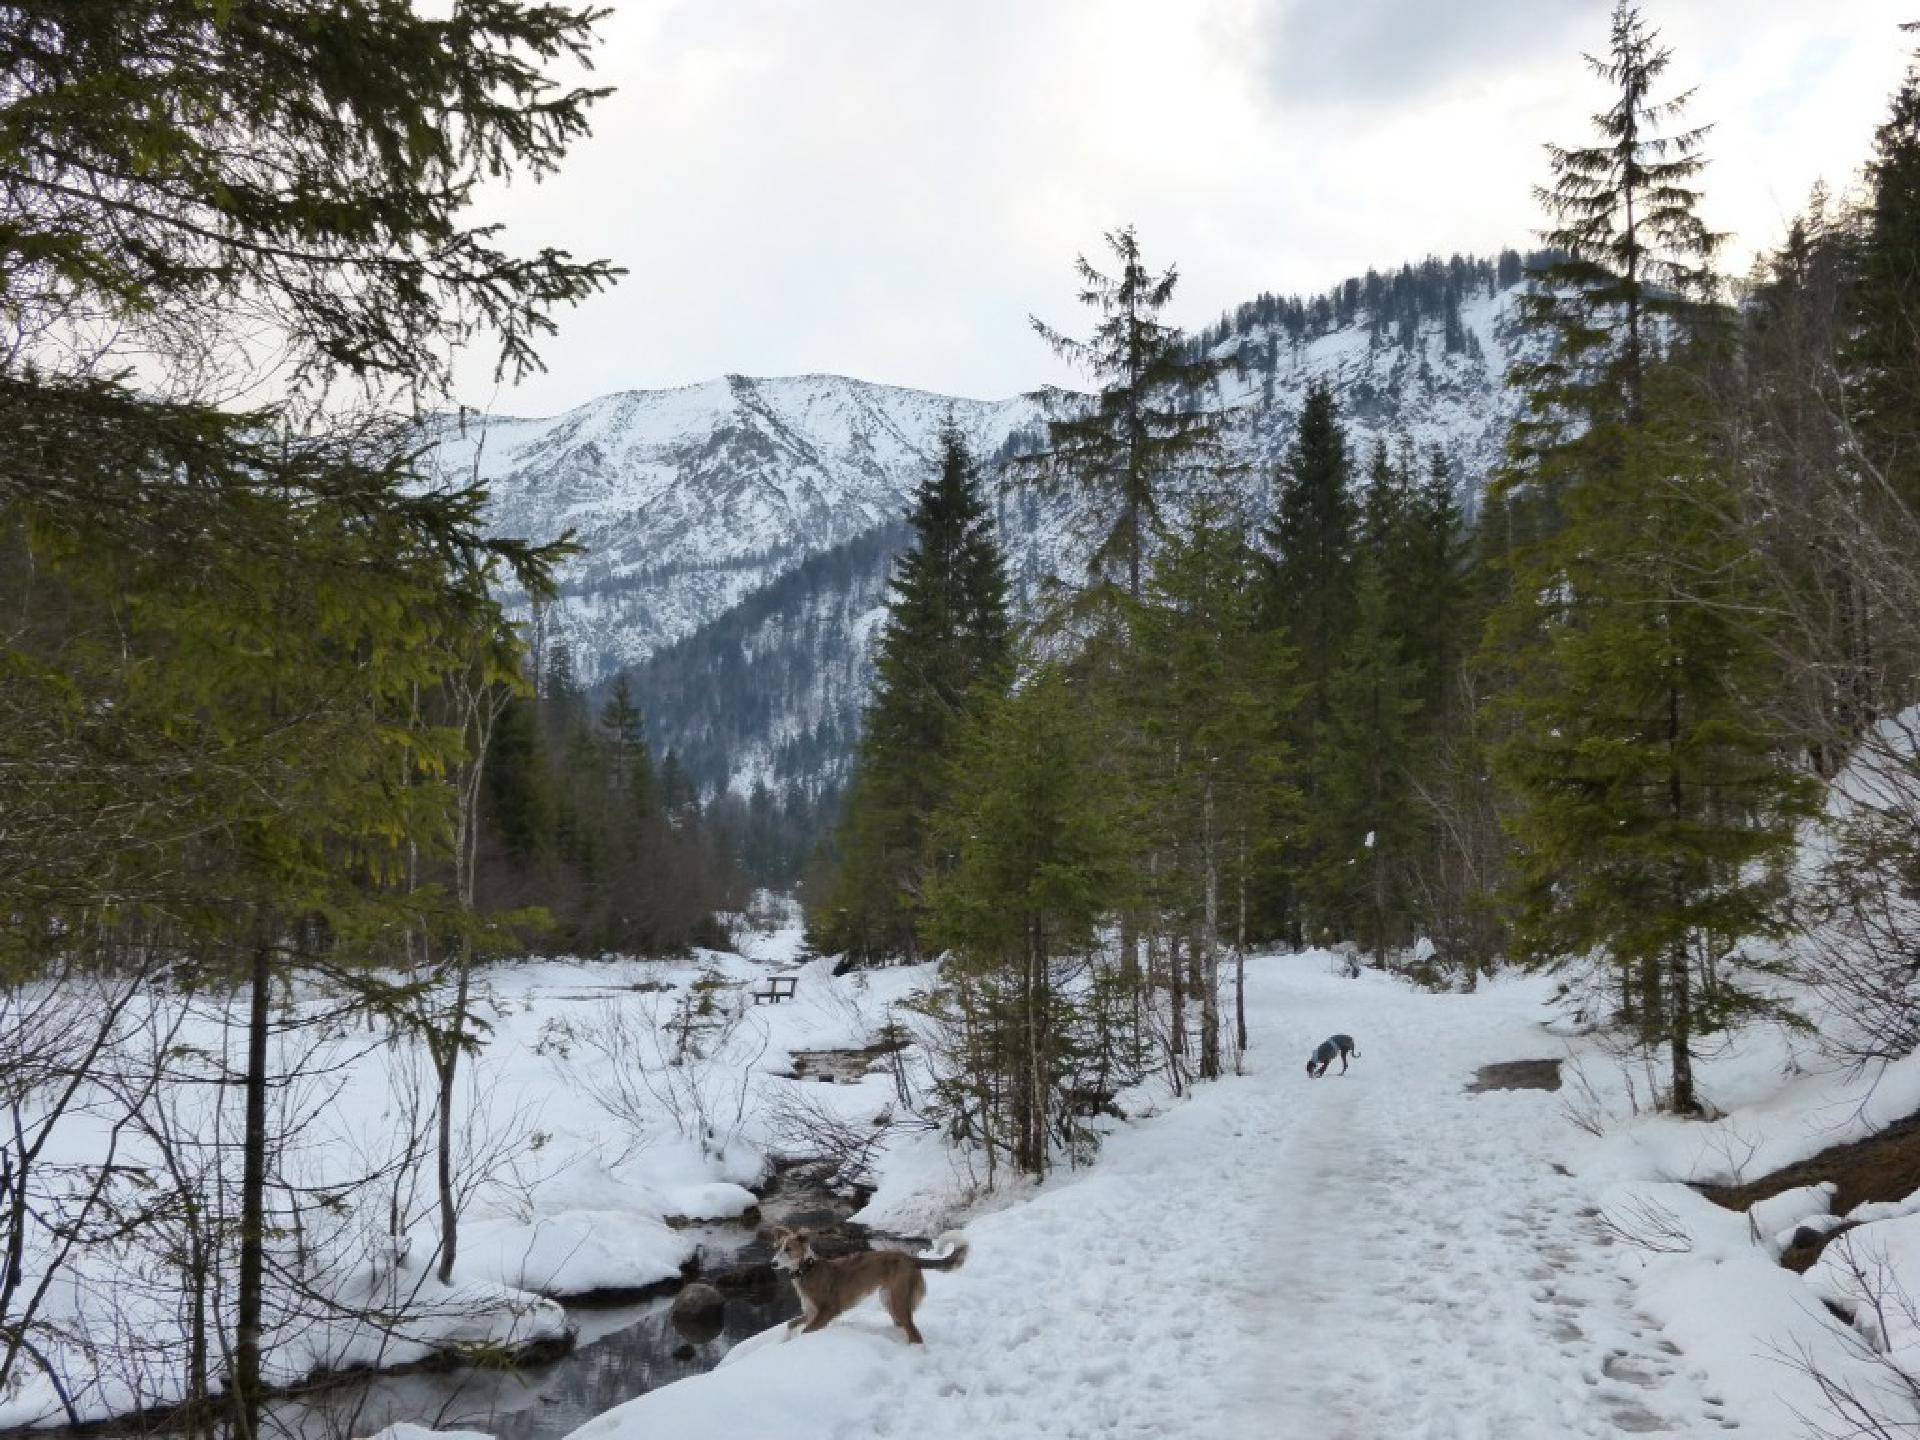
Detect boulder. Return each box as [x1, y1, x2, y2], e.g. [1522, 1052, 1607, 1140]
[669, 1281, 726, 1343]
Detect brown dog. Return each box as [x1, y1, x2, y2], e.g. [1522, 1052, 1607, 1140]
[768, 1226, 968, 1345]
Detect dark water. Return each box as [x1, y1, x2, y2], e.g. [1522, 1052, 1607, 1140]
[263, 1273, 799, 1440]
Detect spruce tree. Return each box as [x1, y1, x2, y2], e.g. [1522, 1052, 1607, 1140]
[1485, 4, 1809, 1114]
[483, 693, 556, 866]
[813, 424, 1012, 963]
[0, 2, 616, 399]
[1258, 380, 1357, 940]
[1020, 226, 1231, 608]
[0, 9, 613, 1430]
[1318, 557, 1424, 963]
[599, 674, 657, 811]
[1127, 505, 1293, 1075]
[922, 669, 1129, 1177]
[1390, 447, 1475, 727]
[1264, 381, 1358, 692]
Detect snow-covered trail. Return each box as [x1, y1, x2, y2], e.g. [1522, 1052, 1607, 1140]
[570, 955, 1749, 1440]
[1226, 971, 1741, 1438]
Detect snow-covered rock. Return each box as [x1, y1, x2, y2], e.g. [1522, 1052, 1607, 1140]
[1749, 1181, 1837, 1258]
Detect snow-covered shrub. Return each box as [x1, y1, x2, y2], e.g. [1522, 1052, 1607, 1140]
[541, 978, 767, 1162]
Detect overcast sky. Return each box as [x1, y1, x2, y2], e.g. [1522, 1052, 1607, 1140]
[458, 1, 1914, 416]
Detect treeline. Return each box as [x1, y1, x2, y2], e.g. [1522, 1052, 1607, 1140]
[476, 516, 920, 921]
[1192, 248, 1551, 360]
[473, 650, 747, 954]
[812, 4, 1920, 1166]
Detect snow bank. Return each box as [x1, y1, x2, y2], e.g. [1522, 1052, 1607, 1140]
[1598, 1180, 1873, 1425]
[1, 918, 947, 1429]
[272, 1264, 571, 1384]
[567, 1327, 898, 1440]
[362, 1424, 497, 1440]
[1749, 1182, 1838, 1259]
[1810, 1214, 1920, 1352]
[460, 1213, 692, 1298]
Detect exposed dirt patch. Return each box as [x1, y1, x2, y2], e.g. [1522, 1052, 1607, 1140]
[1467, 1058, 1564, 1093]
[1698, 1110, 1920, 1271]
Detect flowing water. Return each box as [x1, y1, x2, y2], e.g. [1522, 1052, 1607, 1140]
[261, 1266, 799, 1440]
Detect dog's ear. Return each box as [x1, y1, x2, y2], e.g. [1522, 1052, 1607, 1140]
[768, 1225, 793, 1243]
[792, 1227, 813, 1242]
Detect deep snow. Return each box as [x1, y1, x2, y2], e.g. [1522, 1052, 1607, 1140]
[0, 915, 934, 1430]
[564, 955, 1763, 1440]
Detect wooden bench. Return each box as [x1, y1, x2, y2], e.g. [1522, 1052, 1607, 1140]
[751, 975, 799, 1005]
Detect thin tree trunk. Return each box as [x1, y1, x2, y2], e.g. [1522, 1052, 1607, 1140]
[435, 682, 494, 1284]
[1167, 932, 1186, 1097]
[185, 1195, 209, 1439]
[432, 948, 471, 1285]
[1666, 658, 1698, 1115]
[1199, 777, 1221, 1080]
[234, 939, 273, 1440]
[1025, 923, 1047, 1176]
[1235, 832, 1249, 1067]
[1668, 934, 1697, 1114]
[1119, 915, 1139, 985]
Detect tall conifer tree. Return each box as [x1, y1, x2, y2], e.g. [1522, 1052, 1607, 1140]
[813, 424, 1012, 963]
[1320, 557, 1424, 963]
[922, 670, 1129, 1177]
[1491, 6, 1807, 1113]
[1127, 505, 1292, 1075]
[1258, 380, 1357, 939]
[1494, 370, 1815, 1112]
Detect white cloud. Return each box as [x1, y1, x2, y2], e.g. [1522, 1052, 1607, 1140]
[458, 0, 1915, 414]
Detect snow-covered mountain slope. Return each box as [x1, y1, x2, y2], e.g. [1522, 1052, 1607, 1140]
[436, 263, 1545, 809]
[429, 374, 1041, 673]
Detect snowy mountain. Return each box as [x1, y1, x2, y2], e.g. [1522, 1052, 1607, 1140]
[429, 374, 1042, 674]
[434, 254, 1546, 817]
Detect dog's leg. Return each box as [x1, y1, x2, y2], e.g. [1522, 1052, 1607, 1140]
[788, 1294, 817, 1336]
[889, 1275, 927, 1344]
[799, 1286, 840, 1335]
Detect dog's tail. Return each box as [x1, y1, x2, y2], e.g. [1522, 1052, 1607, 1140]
[915, 1234, 968, 1272]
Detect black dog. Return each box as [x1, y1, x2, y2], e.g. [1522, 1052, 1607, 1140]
[1306, 1034, 1358, 1078]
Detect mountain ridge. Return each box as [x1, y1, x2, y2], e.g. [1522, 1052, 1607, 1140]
[429, 250, 1549, 850]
